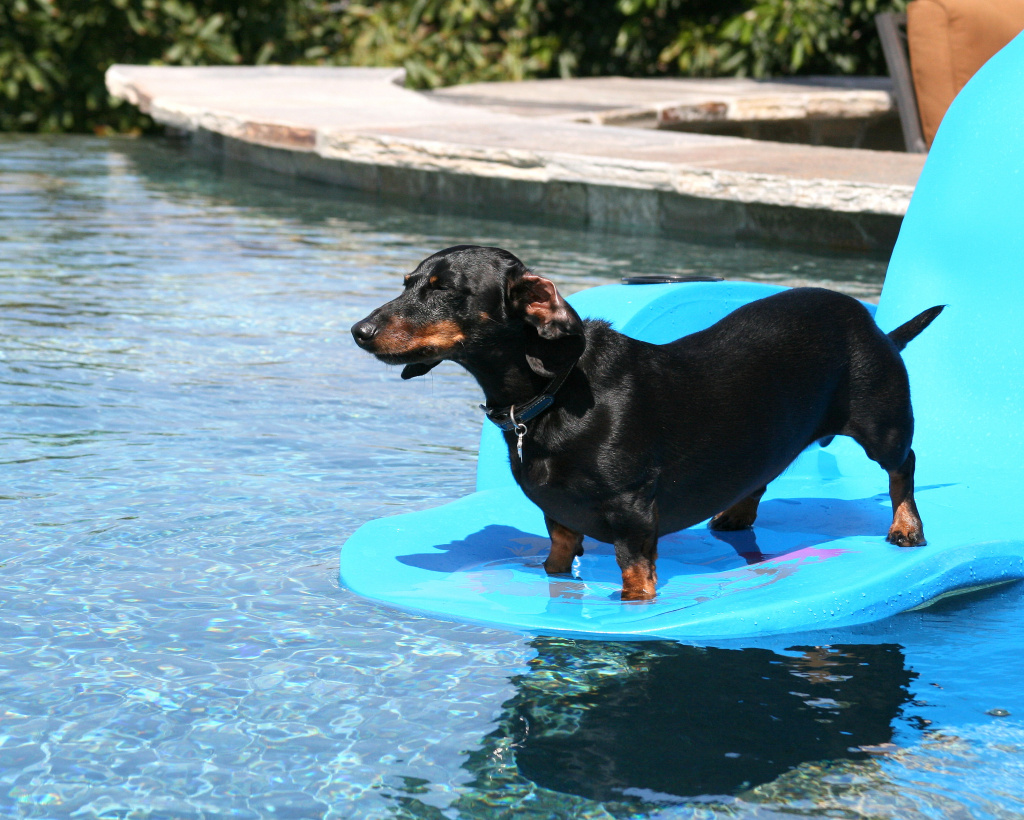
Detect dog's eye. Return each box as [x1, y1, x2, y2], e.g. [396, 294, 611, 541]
[428, 278, 448, 292]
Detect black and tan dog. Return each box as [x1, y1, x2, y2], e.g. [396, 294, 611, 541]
[352, 245, 943, 601]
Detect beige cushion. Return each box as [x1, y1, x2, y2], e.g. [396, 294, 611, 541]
[907, 0, 1024, 146]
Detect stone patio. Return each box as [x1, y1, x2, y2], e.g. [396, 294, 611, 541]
[107, 65, 926, 251]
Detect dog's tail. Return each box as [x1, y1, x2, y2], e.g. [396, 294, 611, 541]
[888, 305, 945, 352]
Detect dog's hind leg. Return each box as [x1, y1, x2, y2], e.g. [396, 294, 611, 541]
[709, 485, 767, 531]
[846, 413, 926, 547]
[543, 516, 584, 575]
[884, 449, 926, 547]
[842, 332, 930, 546]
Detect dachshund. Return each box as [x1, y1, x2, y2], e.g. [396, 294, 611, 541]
[352, 245, 943, 600]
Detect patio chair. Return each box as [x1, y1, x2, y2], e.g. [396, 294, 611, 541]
[878, 0, 1024, 152]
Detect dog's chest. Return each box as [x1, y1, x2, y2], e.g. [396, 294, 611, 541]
[511, 447, 624, 539]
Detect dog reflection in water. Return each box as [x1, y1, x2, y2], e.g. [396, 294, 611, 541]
[468, 639, 915, 802]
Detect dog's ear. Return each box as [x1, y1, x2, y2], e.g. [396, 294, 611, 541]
[401, 361, 440, 380]
[509, 274, 584, 340]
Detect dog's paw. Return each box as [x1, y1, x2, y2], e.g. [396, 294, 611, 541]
[620, 586, 656, 602]
[620, 564, 657, 601]
[886, 526, 927, 547]
[543, 557, 575, 575]
[709, 509, 756, 531]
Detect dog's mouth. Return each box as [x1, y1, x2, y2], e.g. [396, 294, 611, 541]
[353, 317, 466, 364]
[372, 349, 443, 366]
[369, 347, 445, 381]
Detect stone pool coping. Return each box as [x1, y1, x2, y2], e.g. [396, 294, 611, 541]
[425, 74, 897, 129]
[106, 64, 926, 251]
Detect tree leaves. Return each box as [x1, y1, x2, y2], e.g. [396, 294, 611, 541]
[0, 0, 907, 133]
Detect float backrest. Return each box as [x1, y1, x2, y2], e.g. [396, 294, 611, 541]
[873, 31, 1024, 478]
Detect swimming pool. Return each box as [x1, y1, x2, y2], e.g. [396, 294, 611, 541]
[2, 135, 1022, 819]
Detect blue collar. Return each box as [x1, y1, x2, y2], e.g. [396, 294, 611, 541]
[481, 360, 577, 432]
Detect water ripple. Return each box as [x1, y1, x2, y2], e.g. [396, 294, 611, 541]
[3, 134, 1022, 819]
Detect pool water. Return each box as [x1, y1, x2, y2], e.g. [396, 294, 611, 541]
[2, 135, 1023, 819]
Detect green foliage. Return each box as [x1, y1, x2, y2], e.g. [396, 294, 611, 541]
[0, 0, 907, 133]
[0, 0, 334, 131]
[660, 0, 909, 78]
[559, 0, 907, 79]
[334, 1, 562, 89]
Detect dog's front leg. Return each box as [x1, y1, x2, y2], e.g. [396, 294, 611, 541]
[543, 516, 584, 574]
[613, 525, 659, 601]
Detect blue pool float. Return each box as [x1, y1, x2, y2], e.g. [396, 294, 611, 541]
[341, 32, 1024, 640]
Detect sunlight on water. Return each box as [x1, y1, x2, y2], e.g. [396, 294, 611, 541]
[1, 135, 1022, 819]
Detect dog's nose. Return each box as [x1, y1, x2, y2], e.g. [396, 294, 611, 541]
[351, 320, 378, 347]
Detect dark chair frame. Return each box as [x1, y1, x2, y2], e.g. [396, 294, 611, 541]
[877, 12, 928, 153]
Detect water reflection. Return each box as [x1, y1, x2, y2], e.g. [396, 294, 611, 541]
[118, 136, 889, 301]
[484, 638, 916, 803]
[3, 134, 1022, 820]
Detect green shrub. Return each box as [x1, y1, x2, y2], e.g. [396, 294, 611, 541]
[656, 0, 908, 78]
[0, 0, 906, 133]
[0, 0, 345, 131]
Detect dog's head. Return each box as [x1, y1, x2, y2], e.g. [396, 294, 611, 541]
[351, 245, 584, 379]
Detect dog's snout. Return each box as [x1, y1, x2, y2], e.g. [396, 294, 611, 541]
[351, 320, 379, 347]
